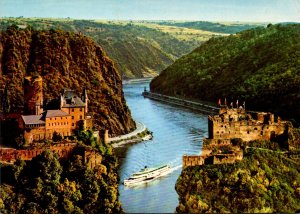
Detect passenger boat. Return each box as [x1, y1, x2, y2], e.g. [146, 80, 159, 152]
[124, 165, 171, 186]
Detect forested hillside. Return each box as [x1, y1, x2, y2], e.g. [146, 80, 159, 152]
[151, 24, 300, 122]
[0, 132, 122, 213]
[0, 18, 205, 78]
[0, 26, 135, 136]
[176, 149, 300, 213]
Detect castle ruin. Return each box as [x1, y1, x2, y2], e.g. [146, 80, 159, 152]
[183, 105, 292, 167]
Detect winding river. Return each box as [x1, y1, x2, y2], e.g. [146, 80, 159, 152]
[115, 80, 208, 213]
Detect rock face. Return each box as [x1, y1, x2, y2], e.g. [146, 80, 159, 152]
[0, 26, 135, 136]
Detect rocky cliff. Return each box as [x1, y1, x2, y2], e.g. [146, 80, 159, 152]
[0, 26, 135, 136]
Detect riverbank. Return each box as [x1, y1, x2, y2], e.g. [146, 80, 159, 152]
[123, 77, 154, 84]
[108, 121, 153, 147]
[142, 91, 219, 114]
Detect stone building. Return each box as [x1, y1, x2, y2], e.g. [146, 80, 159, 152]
[208, 105, 290, 142]
[20, 76, 93, 144]
[183, 105, 291, 167]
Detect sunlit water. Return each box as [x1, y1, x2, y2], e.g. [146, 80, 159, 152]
[115, 81, 208, 213]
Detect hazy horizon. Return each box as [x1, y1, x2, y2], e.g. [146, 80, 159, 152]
[1, 0, 300, 23]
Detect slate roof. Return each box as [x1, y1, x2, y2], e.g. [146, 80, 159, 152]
[61, 89, 85, 108]
[45, 110, 70, 118]
[21, 115, 45, 125]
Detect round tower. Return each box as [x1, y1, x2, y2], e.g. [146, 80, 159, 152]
[24, 76, 43, 115]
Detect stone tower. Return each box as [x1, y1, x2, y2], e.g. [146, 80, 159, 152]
[24, 76, 43, 115]
[81, 88, 88, 113]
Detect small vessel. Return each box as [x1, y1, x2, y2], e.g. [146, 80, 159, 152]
[124, 165, 171, 186]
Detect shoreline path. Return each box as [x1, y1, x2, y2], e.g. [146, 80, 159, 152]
[107, 121, 146, 143]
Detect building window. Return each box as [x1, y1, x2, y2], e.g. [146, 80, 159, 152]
[48, 123, 50, 126]
[50, 118, 52, 120]
[72, 123, 74, 126]
[80, 108, 83, 112]
[80, 115, 82, 119]
[261, 131, 263, 135]
[72, 116, 74, 119]
[55, 118, 56, 120]
[72, 109, 74, 112]
[247, 131, 250, 134]
[61, 117, 62, 119]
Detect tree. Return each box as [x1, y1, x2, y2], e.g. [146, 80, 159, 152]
[52, 131, 63, 142]
[1, 85, 10, 114]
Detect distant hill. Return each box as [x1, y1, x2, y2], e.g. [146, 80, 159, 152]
[0, 18, 261, 79]
[0, 26, 135, 136]
[151, 24, 300, 122]
[153, 21, 265, 34]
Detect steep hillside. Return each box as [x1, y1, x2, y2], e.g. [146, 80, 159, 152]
[0, 26, 135, 136]
[0, 18, 211, 78]
[151, 24, 300, 121]
[176, 149, 300, 213]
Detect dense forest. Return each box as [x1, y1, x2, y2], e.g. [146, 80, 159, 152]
[0, 18, 261, 78]
[0, 131, 122, 213]
[176, 148, 300, 213]
[0, 26, 135, 136]
[151, 24, 300, 122]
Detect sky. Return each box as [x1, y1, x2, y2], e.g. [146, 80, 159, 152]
[0, 0, 300, 22]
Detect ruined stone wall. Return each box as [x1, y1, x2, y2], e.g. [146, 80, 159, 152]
[85, 118, 93, 130]
[84, 150, 102, 168]
[210, 119, 286, 142]
[212, 152, 243, 165]
[183, 155, 205, 167]
[183, 150, 243, 167]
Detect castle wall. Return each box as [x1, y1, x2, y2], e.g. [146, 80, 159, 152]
[85, 118, 93, 130]
[84, 150, 102, 168]
[0, 142, 77, 163]
[183, 155, 205, 167]
[61, 107, 85, 131]
[211, 118, 286, 142]
[24, 125, 46, 144]
[183, 151, 243, 167]
[45, 116, 72, 138]
[24, 76, 43, 115]
[212, 152, 243, 165]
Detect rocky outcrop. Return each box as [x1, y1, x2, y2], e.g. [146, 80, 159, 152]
[0, 26, 135, 136]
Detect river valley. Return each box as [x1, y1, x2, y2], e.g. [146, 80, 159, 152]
[115, 80, 209, 213]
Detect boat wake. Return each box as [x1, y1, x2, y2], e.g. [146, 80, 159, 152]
[170, 164, 182, 172]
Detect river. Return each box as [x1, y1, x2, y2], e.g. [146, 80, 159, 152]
[115, 80, 208, 213]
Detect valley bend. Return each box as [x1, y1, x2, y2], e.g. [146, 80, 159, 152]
[0, 0, 300, 213]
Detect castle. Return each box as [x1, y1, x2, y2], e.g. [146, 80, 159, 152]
[183, 105, 291, 167]
[207, 105, 290, 143]
[20, 76, 93, 144]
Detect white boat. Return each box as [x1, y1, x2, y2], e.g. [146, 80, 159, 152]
[124, 165, 171, 186]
